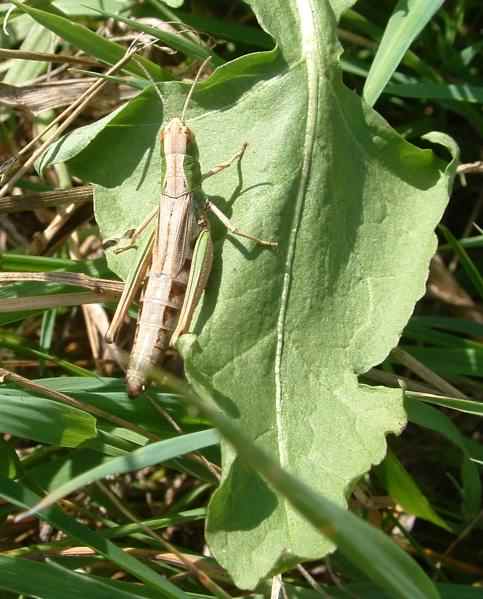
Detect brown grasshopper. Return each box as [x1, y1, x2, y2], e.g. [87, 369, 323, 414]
[106, 61, 276, 396]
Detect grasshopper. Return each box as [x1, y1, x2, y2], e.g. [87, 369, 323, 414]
[106, 60, 276, 397]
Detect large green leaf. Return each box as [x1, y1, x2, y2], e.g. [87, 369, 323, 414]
[38, 0, 455, 588]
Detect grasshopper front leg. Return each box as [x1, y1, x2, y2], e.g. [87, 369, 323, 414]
[202, 146, 277, 248]
[201, 144, 248, 181]
[205, 199, 277, 247]
[106, 207, 158, 255]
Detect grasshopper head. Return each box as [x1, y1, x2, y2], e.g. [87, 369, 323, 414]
[162, 117, 192, 155]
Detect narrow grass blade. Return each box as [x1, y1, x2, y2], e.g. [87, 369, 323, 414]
[98, 9, 223, 66]
[22, 429, 219, 515]
[376, 450, 451, 531]
[363, 0, 445, 106]
[0, 394, 95, 447]
[439, 225, 483, 300]
[0, 253, 83, 271]
[0, 331, 94, 377]
[384, 81, 483, 104]
[439, 234, 483, 252]
[104, 507, 206, 538]
[0, 476, 184, 598]
[401, 346, 483, 377]
[404, 320, 480, 348]
[406, 391, 483, 417]
[0, 556, 149, 599]
[406, 399, 481, 518]
[165, 11, 273, 49]
[410, 316, 483, 338]
[8, 0, 166, 81]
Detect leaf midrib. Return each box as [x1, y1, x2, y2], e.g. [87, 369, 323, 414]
[274, 0, 321, 483]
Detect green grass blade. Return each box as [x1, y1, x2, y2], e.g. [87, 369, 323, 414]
[410, 316, 483, 338]
[0, 476, 184, 598]
[404, 320, 481, 348]
[406, 399, 481, 518]
[384, 81, 483, 104]
[439, 225, 483, 300]
[406, 391, 483, 417]
[0, 253, 84, 272]
[0, 393, 96, 447]
[8, 0, 166, 80]
[97, 9, 224, 66]
[363, 0, 444, 106]
[342, 8, 438, 81]
[26, 429, 219, 513]
[0, 439, 18, 479]
[0, 330, 95, 377]
[39, 308, 56, 352]
[376, 450, 451, 531]
[439, 234, 483, 251]
[0, 556, 150, 599]
[104, 507, 206, 538]
[401, 346, 483, 377]
[176, 11, 273, 49]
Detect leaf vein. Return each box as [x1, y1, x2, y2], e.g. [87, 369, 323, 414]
[274, 0, 321, 475]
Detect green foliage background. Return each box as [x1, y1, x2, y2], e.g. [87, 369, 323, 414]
[0, 0, 482, 597]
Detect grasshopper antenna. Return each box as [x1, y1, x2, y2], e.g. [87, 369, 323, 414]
[181, 56, 212, 123]
[132, 37, 166, 106]
[135, 63, 165, 105]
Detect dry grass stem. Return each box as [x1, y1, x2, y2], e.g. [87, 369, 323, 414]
[0, 43, 145, 198]
[365, 368, 444, 395]
[0, 291, 117, 312]
[457, 161, 483, 175]
[0, 186, 93, 214]
[30, 202, 86, 255]
[0, 271, 123, 294]
[0, 49, 99, 66]
[95, 481, 231, 599]
[391, 347, 467, 399]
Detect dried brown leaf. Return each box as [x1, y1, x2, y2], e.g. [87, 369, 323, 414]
[0, 80, 135, 115]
